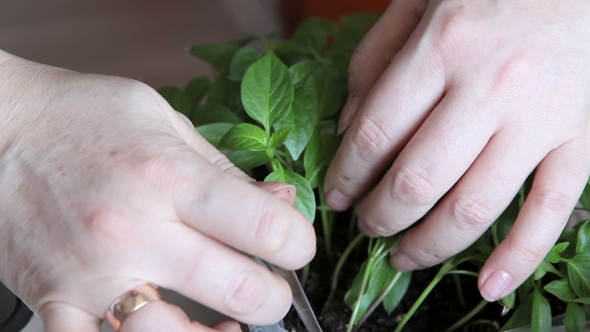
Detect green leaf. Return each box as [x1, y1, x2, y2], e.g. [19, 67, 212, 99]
[304, 129, 340, 189]
[547, 242, 570, 263]
[208, 73, 242, 110]
[276, 80, 319, 160]
[491, 197, 519, 246]
[580, 183, 590, 210]
[534, 259, 563, 280]
[577, 220, 590, 255]
[565, 302, 585, 332]
[189, 43, 240, 71]
[229, 46, 259, 81]
[241, 51, 294, 131]
[184, 77, 211, 106]
[218, 123, 269, 151]
[269, 126, 293, 148]
[310, 67, 346, 119]
[289, 60, 323, 86]
[568, 254, 590, 298]
[532, 289, 551, 332]
[265, 170, 316, 223]
[340, 11, 381, 30]
[383, 271, 412, 315]
[292, 17, 336, 52]
[196, 123, 234, 148]
[193, 103, 241, 126]
[500, 291, 533, 331]
[229, 150, 271, 173]
[344, 257, 409, 322]
[572, 298, 590, 304]
[518, 277, 535, 303]
[158, 86, 192, 114]
[544, 279, 577, 302]
[499, 291, 516, 309]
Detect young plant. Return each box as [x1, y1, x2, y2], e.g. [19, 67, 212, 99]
[158, 12, 590, 332]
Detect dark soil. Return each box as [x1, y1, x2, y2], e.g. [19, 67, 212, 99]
[283, 212, 513, 332]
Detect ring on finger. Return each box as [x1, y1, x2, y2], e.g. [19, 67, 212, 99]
[106, 284, 161, 331]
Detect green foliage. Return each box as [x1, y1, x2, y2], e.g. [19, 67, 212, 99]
[159, 13, 590, 332]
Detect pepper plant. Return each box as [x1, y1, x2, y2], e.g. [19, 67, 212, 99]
[158, 13, 590, 332]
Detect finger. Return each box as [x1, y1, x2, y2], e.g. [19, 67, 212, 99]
[39, 301, 101, 332]
[153, 89, 250, 181]
[324, 23, 447, 211]
[253, 182, 297, 206]
[477, 139, 589, 301]
[338, 0, 428, 134]
[356, 90, 497, 237]
[209, 320, 242, 332]
[119, 300, 220, 332]
[139, 223, 292, 325]
[174, 156, 316, 270]
[388, 128, 547, 271]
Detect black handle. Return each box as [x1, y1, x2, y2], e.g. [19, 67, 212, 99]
[0, 298, 33, 332]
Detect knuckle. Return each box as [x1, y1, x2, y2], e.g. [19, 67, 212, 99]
[361, 216, 399, 237]
[510, 241, 545, 266]
[390, 164, 438, 206]
[406, 244, 443, 267]
[225, 269, 267, 315]
[449, 194, 494, 231]
[431, 8, 471, 55]
[528, 189, 573, 215]
[351, 114, 392, 161]
[133, 152, 188, 191]
[254, 210, 290, 254]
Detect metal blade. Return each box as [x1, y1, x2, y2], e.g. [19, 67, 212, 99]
[268, 264, 323, 332]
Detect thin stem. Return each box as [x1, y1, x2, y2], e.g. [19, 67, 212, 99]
[318, 186, 333, 261]
[300, 263, 310, 288]
[348, 212, 358, 243]
[574, 207, 590, 212]
[329, 233, 365, 300]
[347, 258, 375, 332]
[394, 268, 446, 332]
[447, 270, 479, 278]
[445, 299, 488, 332]
[353, 271, 403, 331]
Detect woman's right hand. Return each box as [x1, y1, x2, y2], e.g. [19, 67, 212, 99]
[0, 51, 316, 331]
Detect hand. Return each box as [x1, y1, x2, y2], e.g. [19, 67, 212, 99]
[324, 0, 590, 302]
[0, 52, 316, 331]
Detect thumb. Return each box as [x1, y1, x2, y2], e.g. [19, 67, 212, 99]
[119, 300, 239, 332]
[338, 0, 428, 134]
[39, 301, 101, 332]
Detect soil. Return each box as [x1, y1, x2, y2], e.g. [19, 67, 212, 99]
[283, 211, 513, 332]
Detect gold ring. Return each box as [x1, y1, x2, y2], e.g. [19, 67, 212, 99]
[106, 284, 161, 331]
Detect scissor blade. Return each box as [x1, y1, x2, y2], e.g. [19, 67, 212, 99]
[268, 264, 323, 332]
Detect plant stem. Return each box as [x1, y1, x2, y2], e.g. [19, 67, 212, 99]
[447, 270, 479, 278]
[348, 212, 358, 243]
[329, 233, 365, 300]
[301, 263, 310, 288]
[353, 271, 403, 332]
[393, 267, 447, 332]
[347, 257, 375, 332]
[445, 299, 488, 332]
[318, 186, 333, 261]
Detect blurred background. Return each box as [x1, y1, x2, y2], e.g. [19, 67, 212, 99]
[0, 0, 389, 331]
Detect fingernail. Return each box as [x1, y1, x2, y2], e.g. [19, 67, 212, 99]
[390, 251, 421, 272]
[271, 184, 297, 205]
[480, 271, 513, 302]
[325, 189, 353, 211]
[337, 95, 359, 136]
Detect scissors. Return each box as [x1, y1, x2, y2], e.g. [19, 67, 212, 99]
[248, 260, 323, 332]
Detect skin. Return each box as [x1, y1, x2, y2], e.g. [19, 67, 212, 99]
[325, 0, 590, 302]
[0, 50, 315, 331]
